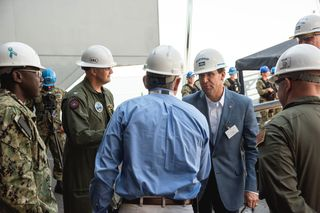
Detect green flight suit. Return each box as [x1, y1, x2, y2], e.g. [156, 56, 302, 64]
[258, 96, 320, 212]
[62, 77, 114, 213]
[0, 89, 57, 213]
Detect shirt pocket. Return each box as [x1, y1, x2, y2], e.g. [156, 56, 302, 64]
[88, 107, 104, 124]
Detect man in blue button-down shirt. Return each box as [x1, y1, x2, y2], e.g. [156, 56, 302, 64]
[90, 45, 211, 213]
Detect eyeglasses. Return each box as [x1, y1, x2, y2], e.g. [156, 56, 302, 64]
[275, 77, 286, 84]
[274, 77, 288, 90]
[14, 69, 42, 78]
[299, 33, 320, 41]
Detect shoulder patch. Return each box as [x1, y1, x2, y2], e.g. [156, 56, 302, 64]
[69, 98, 80, 110]
[256, 129, 266, 147]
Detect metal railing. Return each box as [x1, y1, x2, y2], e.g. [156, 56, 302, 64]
[253, 100, 282, 112]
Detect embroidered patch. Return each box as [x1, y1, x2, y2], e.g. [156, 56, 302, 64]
[69, 98, 80, 110]
[95, 102, 103, 113]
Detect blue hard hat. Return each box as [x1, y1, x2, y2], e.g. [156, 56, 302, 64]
[228, 67, 238, 75]
[42, 68, 56, 87]
[260, 65, 270, 73]
[186, 71, 195, 78]
[271, 66, 276, 75]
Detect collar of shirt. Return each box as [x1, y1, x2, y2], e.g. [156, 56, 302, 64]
[205, 88, 225, 108]
[149, 88, 174, 96]
[205, 88, 225, 139]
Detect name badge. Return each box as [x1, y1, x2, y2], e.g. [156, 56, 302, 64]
[225, 125, 239, 139]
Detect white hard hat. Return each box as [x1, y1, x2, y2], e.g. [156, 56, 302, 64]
[293, 14, 320, 38]
[194, 48, 226, 74]
[0, 42, 44, 70]
[144, 45, 184, 76]
[275, 44, 320, 76]
[77, 45, 117, 68]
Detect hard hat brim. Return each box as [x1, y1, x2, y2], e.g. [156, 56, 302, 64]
[195, 67, 225, 75]
[291, 29, 320, 39]
[145, 68, 182, 76]
[76, 61, 117, 68]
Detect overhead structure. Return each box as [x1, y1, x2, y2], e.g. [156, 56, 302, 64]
[235, 39, 298, 71]
[235, 39, 298, 94]
[0, 0, 159, 89]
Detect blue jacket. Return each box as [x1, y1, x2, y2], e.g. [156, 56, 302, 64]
[183, 89, 258, 211]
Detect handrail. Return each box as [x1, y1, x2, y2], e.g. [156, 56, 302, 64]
[253, 100, 282, 112]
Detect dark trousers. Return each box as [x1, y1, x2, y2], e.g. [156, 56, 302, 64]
[193, 170, 238, 213]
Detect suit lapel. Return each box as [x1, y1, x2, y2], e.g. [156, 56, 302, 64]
[196, 91, 216, 153]
[215, 89, 234, 145]
[198, 91, 210, 127]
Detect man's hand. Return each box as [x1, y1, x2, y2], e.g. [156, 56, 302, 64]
[244, 191, 259, 209]
[267, 88, 274, 93]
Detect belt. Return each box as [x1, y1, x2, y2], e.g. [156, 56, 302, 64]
[123, 197, 192, 207]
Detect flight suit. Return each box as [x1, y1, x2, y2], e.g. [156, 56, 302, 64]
[258, 96, 320, 212]
[62, 77, 114, 213]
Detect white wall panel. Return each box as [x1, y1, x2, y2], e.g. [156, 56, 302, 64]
[0, 0, 159, 89]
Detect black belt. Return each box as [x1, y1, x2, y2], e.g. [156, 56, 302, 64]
[123, 197, 192, 206]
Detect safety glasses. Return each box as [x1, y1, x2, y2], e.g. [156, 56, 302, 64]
[14, 68, 42, 78]
[274, 77, 290, 90]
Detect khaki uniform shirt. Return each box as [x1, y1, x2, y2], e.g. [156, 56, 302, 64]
[0, 89, 57, 213]
[258, 96, 320, 212]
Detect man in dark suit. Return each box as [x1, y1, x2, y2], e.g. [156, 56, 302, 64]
[183, 48, 259, 213]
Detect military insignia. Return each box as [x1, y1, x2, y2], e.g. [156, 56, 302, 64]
[69, 98, 80, 110]
[107, 104, 114, 115]
[95, 102, 103, 113]
[256, 129, 266, 147]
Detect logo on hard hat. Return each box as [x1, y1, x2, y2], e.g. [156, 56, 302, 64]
[8, 47, 17, 59]
[279, 57, 291, 70]
[196, 57, 209, 67]
[199, 61, 206, 67]
[90, 58, 99, 63]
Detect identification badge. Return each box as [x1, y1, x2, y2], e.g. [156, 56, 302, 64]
[95, 102, 103, 113]
[225, 125, 239, 139]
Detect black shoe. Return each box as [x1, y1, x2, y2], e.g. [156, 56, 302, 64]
[54, 180, 63, 194]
